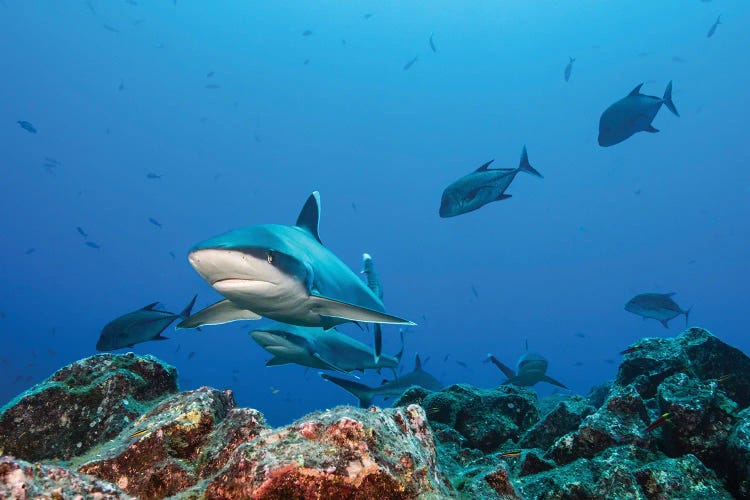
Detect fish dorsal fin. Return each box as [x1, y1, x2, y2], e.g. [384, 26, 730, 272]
[628, 83, 644, 97]
[296, 191, 322, 244]
[141, 302, 160, 311]
[414, 354, 422, 371]
[475, 159, 495, 172]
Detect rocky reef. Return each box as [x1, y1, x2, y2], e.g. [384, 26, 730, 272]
[1, 327, 749, 498]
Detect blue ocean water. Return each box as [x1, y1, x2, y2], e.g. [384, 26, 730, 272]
[1, 1, 748, 426]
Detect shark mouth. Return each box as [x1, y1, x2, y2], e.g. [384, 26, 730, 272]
[212, 278, 277, 287]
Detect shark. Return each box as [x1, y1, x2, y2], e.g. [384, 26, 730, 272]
[321, 354, 442, 408]
[177, 192, 415, 330]
[249, 321, 402, 375]
[486, 346, 567, 389]
[96, 295, 196, 351]
[439, 146, 542, 218]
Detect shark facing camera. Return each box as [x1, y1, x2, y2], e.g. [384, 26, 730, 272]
[178, 191, 416, 331]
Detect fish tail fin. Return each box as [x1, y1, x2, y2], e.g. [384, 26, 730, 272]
[518, 146, 543, 178]
[180, 295, 198, 318]
[685, 306, 692, 326]
[662, 81, 679, 117]
[569, 56, 575, 63]
[320, 373, 374, 408]
[717, 15, 722, 24]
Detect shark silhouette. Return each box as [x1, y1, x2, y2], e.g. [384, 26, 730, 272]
[487, 346, 567, 389]
[250, 321, 402, 375]
[178, 192, 415, 330]
[321, 354, 442, 408]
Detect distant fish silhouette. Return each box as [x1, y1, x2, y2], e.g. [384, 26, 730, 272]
[403, 55, 418, 70]
[76, 226, 88, 238]
[102, 24, 119, 33]
[17, 121, 36, 133]
[25, 248, 35, 255]
[564, 56, 575, 82]
[148, 217, 162, 228]
[429, 34, 436, 53]
[118, 80, 124, 91]
[206, 71, 214, 78]
[205, 84, 220, 90]
[363, 13, 372, 19]
[302, 29, 313, 36]
[86, 241, 101, 249]
[707, 15, 721, 38]
[146, 172, 162, 179]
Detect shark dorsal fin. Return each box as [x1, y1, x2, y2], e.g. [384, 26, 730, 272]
[414, 354, 422, 371]
[141, 302, 160, 311]
[628, 83, 644, 97]
[296, 191, 322, 244]
[475, 159, 495, 172]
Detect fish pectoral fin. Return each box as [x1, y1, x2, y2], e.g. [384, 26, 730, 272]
[644, 124, 659, 133]
[660, 319, 670, 329]
[313, 353, 355, 376]
[496, 193, 512, 201]
[542, 375, 568, 389]
[176, 299, 261, 329]
[309, 295, 416, 327]
[266, 356, 287, 366]
[153, 335, 169, 341]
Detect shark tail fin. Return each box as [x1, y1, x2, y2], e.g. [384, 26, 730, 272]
[685, 306, 692, 327]
[518, 146, 543, 178]
[373, 323, 382, 364]
[180, 295, 198, 318]
[320, 373, 374, 408]
[569, 56, 575, 63]
[395, 328, 405, 364]
[662, 81, 679, 117]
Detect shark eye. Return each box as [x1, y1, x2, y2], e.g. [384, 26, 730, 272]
[266, 251, 274, 264]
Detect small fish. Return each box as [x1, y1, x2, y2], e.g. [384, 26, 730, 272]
[499, 450, 522, 459]
[443, 354, 450, 362]
[270, 386, 280, 395]
[25, 248, 36, 255]
[351, 202, 357, 212]
[118, 80, 124, 91]
[303, 59, 310, 66]
[707, 15, 721, 38]
[205, 84, 220, 90]
[363, 13, 372, 19]
[85, 0, 97, 15]
[206, 71, 214, 78]
[102, 24, 120, 33]
[18, 121, 37, 133]
[45, 157, 61, 165]
[132, 19, 145, 26]
[188, 351, 196, 360]
[429, 34, 436, 53]
[574, 332, 586, 339]
[620, 344, 642, 355]
[455, 360, 467, 368]
[47, 348, 56, 356]
[146, 172, 162, 179]
[403, 56, 418, 71]
[148, 217, 162, 228]
[169, 251, 176, 259]
[644, 412, 671, 433]
[125, 0, 138, 5]
[573, 361, 583, 367]
[86, 241, 101, 249]
[717, 374, 732, 383]
[471, 285, 479, 299]
[564, 56, 575, 82]
[129, 428, 149, 439]
[672, 56, 687, 63]
[76, 226, 88, 238]
[174, 344, 181, 353]
[302, 29, 313, 36]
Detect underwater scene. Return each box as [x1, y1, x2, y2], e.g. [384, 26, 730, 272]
[1, 1, 749, 498]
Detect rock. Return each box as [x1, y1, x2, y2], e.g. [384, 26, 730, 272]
[519, 395, 595, 451]
[195, 407, 267, 477]
[0, 353, 177, 461]
[421, 384, 538, 453]
[0, 455, 133, 499]
[655, 372, 737, 476]
[202, 404, 452, 498]
[545, 385, 649, 465]
[587, 381, 612, 409]
[727, 407, 750, 498]
[633, 454, 733, 499]
[514, 450, 554, 477]
[78, 387, 236, 500]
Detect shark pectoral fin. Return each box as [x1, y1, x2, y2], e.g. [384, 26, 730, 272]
[309, 295, 416, 327]
[313, 353, 356, 376]
[176, 299, 261, 329]
[496, 193, 512, 201]
[266, 356, 287, 366]
[542, 375, 568, 389]
[644, 124, 659, 133]
[487, 355, 516, 380]
[320, 373, 373, 408]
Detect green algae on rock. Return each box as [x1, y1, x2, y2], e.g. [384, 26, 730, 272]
[0, 353, 177, 461]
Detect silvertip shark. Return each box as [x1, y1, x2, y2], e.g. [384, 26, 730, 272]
[178, 191, 415, 330]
